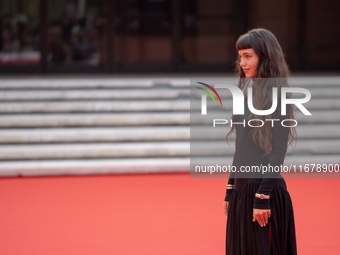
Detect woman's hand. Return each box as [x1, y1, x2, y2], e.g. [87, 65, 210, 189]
[223, 201, 229, 216]
[252, 208, 270, 227]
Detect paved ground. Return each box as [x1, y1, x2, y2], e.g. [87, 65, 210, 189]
[0, 173, 339, 255]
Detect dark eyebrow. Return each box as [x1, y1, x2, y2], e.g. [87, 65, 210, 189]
[238, 52, 253, 56]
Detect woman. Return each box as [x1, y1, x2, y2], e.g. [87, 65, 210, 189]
[223, 28, 298, 255]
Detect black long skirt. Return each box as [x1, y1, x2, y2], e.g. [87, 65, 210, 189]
[226, 178, 297, 255]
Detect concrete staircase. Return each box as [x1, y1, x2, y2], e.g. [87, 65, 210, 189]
[0, 77, 190, 176]
[0, 76, 339, 176]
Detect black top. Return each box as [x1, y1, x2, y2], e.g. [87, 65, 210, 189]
[224, 93, 290, 209]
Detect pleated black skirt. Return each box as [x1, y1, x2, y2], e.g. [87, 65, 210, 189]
[226, 178, 297, 255]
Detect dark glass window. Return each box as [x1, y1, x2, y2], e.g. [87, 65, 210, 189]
[0, 0, 40, 66]
[48, 0, 104, 66]
[114, 0, 172, 64]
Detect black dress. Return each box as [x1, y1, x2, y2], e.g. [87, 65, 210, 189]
[224, 95, 297, 255]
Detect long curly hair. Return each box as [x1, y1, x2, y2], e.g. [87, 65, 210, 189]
[226, 28, 297, 156]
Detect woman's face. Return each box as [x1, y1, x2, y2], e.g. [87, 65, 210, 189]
[238, 48, 259, 78]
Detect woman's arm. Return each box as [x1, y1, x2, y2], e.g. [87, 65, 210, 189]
[223, 156, 235, 216]
[224, 156, 236, 202]
[252, 96, 290, 226]
[252, 122, 288, 226]
[253, 97, 290, 210]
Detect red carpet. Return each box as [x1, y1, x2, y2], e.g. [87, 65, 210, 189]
[0, 173, 339, 255]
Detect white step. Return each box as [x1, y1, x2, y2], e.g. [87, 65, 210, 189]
[1, 124, 339, 144]
[0, 113, 190, 127]
[0, 100, 190, 113]
[1, 98, 337, 113]
[0, 76, 338, 89]
[0, 89, 190, 100]
[0, 154, 339, 177]
[0, 78, 190, 88]
[0, 139, 338, 160]
[0, 86, 336, 102]
[0, 157, 191, 177]
[0, 78, 156, 88]
[0, 142, 190, 160]
[0, 127, 190, 143]
[0, 110, 337, 128]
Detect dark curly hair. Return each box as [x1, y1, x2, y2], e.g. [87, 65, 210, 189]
[226, 28, 297, 156]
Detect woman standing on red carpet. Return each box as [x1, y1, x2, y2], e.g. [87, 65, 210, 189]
[222, 28, 298, 255]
